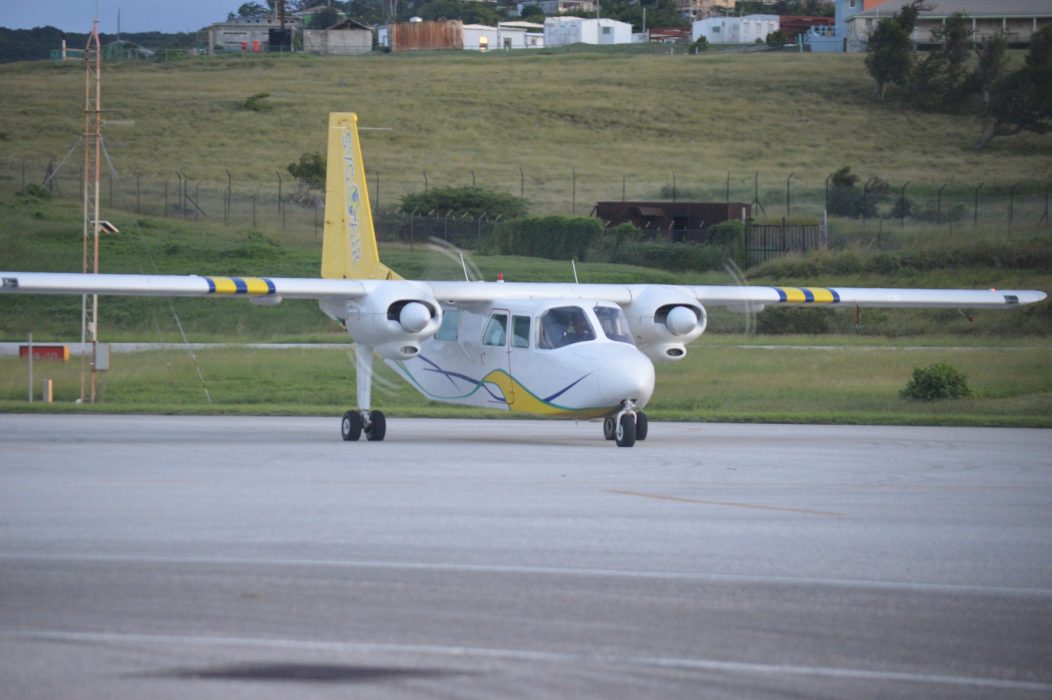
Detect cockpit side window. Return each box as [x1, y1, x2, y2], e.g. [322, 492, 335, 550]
[512, 315, 531, 348]
[483, 313, 508, 347]
[538, 306, 595, 349]
[594, 305, 635, 345]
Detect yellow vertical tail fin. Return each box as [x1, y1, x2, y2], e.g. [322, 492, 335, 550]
[321, 113, 401, 280]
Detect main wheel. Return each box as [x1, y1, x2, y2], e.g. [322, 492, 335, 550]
[602, 416, 616, 441]
[341, 410, 363, 441]
[365, 410, 386, 442]
[636, 411, 648, 441]
[615, 413, 636, 448]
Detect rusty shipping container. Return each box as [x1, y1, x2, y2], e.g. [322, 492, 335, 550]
[391, 20, 463, 51]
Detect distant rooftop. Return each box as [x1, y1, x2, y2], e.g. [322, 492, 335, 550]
[855, 0, 1052, 18]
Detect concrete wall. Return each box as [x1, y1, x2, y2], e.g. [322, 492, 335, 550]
[303, 28, 372, 55]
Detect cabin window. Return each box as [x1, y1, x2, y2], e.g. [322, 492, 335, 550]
[436, 308, 460, 341]
[483, 313, 508, 347]
[512, 315, 531, 348]
[594, 306, 634, 345]
[538, 306, 595, 349]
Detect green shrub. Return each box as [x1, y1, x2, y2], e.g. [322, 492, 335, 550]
[19, 183, 51, 200]
[756, 307, 833, 335]
[488, 216, 602, 261]
[690, 37, 709, 53]
[399, 186, 528, 220]
[901, 363, 973, 400]
[287, 152, 326, 190]
[766, 30, 789, 47]
[240, 92, 272, 111]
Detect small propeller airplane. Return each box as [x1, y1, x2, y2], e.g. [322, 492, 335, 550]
[1, 113, 1046, 446]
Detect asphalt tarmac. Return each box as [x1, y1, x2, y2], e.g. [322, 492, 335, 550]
[0, 415, 1050, 699]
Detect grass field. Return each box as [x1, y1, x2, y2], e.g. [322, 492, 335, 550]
[2, 336, 1049, 427]
[1, 48, 1050, 214]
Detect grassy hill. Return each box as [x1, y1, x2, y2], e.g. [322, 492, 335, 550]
[1, 48, 1050, 214]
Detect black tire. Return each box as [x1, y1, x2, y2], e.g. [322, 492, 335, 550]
[366, 410, 386, 442]
[602, 416, 616, 441]
[636, 411, 648, 441]
[341, 410, 362, 441]
[615, 413, 636, 448]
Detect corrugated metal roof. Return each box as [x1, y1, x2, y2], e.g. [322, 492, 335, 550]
[855, 0, 1052, 18]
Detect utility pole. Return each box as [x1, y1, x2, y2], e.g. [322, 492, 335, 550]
[81, 18, 102, 403]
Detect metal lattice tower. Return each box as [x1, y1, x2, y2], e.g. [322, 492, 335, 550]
[81, 19, 102, 403]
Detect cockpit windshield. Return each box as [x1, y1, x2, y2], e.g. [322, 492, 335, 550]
[594, 305, 635, 345]
[539, 306, 596, 349]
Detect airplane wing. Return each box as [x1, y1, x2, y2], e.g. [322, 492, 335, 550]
[422, 281, 1046, 309]
[2, 273, 1044, 309]
[0, 272, 369, 300]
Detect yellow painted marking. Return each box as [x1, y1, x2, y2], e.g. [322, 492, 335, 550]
[482, 370, 611, 418]
[806, 287, 836, 303]
[210, 277, 238, 294]
[781, 287, 807, 303]
[607, 489, 845, 517]
[242, 277, 270, 295]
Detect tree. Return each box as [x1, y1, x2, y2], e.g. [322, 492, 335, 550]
[400, 186, 528, 220]
[520, 4, 545, 21]
[969, 33, 1009, 108]
[346, 0, 384, 25]
[976, 25, 1052, 148]
[907, 12, 972, 111]
[313, 6, 343, 27]
[233, 2, 269, 18]
[864, 0, 928, 99]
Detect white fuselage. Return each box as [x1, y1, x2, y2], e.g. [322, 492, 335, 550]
[386, 298, 656, 418]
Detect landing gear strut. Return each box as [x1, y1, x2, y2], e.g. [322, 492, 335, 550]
[341, 345, 387, 442]
[603, 402, 647, 447]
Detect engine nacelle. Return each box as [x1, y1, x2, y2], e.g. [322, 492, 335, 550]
[339, 282, 442, 359]
[623, 287, 707, 363]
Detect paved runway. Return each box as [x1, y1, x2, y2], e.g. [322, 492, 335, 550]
[1, 415, 1050, 699]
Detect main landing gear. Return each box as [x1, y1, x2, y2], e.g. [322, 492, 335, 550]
[340, 345, 387, 442]
[342, 409, 386, 442]
[603, 402, 648, 448]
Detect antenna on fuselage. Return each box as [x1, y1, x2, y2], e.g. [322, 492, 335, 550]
[571, 259, 579, 285]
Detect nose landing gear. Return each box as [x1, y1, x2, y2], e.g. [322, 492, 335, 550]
[341, 409, 387, 442]
[603, 402, 647, 447]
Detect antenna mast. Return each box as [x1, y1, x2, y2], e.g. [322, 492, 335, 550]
[81, 18, 102, 403]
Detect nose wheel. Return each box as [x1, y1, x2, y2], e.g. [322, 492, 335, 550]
[603, 406, 647, 447]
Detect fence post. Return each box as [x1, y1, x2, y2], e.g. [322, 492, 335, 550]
[726, 172, 730, 205]
[572, 167, 576, 215]
[622, 173, 626, 202]
[275, 171, 283, 217]
[374, 170, 380, 213]
[520, 167, 525, 199]
[1043, 182, 1051, 225]
[225, 170, 232, 224]
[194, 181, 200, 221]
[672, 172, 676, 203]
[937, 183, 947, 225]
[136, 175, 141, 213]
[1008, 181, 1020, 230]
[824, 174, 831, 214]
[862, 181, 869, 228]
[974, 182, 984, 227]
[423, 171, 429, 193]
[899, 181, 909, 228]
[786, 172, 794, 221]
[471, 169, 475, 188]
[164, 180, 168, 217]
[108, 173, 113, 209]
[252, 193, 257, 228]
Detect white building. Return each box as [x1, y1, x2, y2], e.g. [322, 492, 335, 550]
[692, 14, 779, 44]
[498, 21, 545, 49]
[544, 17, 633, 46]
[463, 24, 500, 51]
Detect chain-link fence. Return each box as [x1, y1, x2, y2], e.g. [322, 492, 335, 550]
[3, 156, 1049, 249]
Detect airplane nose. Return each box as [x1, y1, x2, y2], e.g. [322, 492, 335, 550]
[594, 347, 655, 407]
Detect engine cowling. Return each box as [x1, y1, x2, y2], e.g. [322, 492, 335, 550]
[623, 287, 707, 363]
[338, 282, 442, 359]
